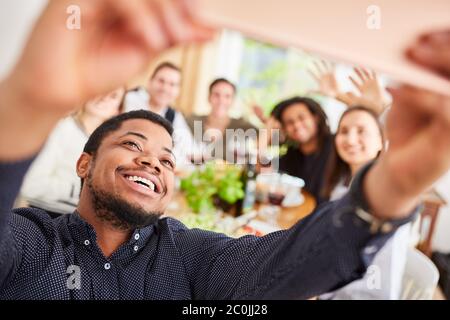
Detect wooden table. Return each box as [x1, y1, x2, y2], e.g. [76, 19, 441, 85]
[255, 190, 316, 229]
[165, 189, 317, 232]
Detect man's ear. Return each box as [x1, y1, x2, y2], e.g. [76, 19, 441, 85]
[76, 152, 92, 180]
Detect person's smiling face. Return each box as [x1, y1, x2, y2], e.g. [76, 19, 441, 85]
[281, 103, 319, 144]
[335, 110, 383, 168]
[78, 119, 176, 219]
[209, 81, 235, 117]
[148, 67, 181, 109]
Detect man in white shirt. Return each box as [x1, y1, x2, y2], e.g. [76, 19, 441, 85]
[125, 62, 200, 167]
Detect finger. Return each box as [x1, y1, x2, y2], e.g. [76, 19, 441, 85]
[253, 106, 267, 122]
[176, 0, 198, 19]
[252, 104, 263, 113]
[418, 30, 450, 46]
[406, 43, 450, 79]
[314, 61, 324, 75]
[371, 70, 378, 80]
[308, 69, 320, 82]
[360, 67, 372, 80]
[389, 85, 450, 121]
[109, 0, 169, 51]
[349, 76, 362, 91]
[353, 67, 365, 82]
[178, 0, 217, 42]
[187, 22, 217, 43]
[321, 60, 331, 72]
[354, 67, 368, 82]
[152, 0, 191, 44]
[150, 0, 214, 46]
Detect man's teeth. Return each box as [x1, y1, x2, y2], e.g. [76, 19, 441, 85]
[127, 175, 155, 191]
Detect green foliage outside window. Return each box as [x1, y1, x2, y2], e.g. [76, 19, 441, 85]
[238, 38, 316, 117]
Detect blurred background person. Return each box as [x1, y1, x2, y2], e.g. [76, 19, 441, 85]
[125, 62, 200, 168]
[272, 97, 333, 203]
[187, 78, 256, 162]
[319, 106, 411, 299]
[19, 87, 126, 217]
[322, 106, 384, 200]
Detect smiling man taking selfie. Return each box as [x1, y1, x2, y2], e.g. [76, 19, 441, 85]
[0, 0, 449, 300]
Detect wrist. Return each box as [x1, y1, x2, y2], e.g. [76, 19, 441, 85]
[1, 72, 68, 117]
[0, 78, 63, 160]
[348, 160, 419, 234]
[363, 158, 419, 220]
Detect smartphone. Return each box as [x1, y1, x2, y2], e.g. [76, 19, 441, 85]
[197, 0, 450, 95]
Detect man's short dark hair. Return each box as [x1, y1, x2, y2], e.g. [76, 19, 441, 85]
[208, 78, 237, 95]
[83, 110, 173, 156]
[80, 110, 173, 190]
[150, 62, 181, 80]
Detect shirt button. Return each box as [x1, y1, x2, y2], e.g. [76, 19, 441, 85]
[134, 234, 140, 240]
[104, 263, 111, 270]
[133, 245, 139, 252]
[84, 240, 90, 246]
[364, 245, 378, 255]
[381, 223, 394, 234]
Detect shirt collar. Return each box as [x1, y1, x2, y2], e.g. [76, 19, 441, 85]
[67, 210, 157, 259]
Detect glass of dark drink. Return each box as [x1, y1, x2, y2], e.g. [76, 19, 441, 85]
[258, 174, 288, 226]
[268, 192, 285, 206]
[268, 174, 288, 206]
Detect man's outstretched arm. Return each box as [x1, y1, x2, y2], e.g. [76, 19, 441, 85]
[179, 31, 450, 299]
[176, 162, 416, 299]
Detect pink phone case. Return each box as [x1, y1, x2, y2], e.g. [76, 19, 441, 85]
[197, 0, 450, 95]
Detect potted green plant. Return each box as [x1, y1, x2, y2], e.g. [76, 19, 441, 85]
[180, 162, 245, 214]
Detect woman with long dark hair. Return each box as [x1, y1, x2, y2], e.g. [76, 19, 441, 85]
[320, 106, 411, 300]
[273, 96, 333, 202]
[323, 106, 384, 200]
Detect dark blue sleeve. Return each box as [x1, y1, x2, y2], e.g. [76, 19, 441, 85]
[0, 157, 35, 287]
[174, 173, 416, 300]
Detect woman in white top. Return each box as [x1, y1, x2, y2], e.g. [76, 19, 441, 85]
[19, 87, 125, 216]
[321, 106, 411, 299]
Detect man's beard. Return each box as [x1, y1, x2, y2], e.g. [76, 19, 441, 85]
[86, 172, 163, 231]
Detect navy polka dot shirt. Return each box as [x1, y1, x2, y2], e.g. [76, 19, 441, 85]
[0, 158, 413, 300]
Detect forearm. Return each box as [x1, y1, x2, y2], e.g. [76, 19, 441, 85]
[237, 199, 404, 299]
[0, 79, 64, 161]
[177, 162, 417, 299]
[246, 163, 415, 299]
[364, 157, 423, 220]
[0, 158, 34, 286]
